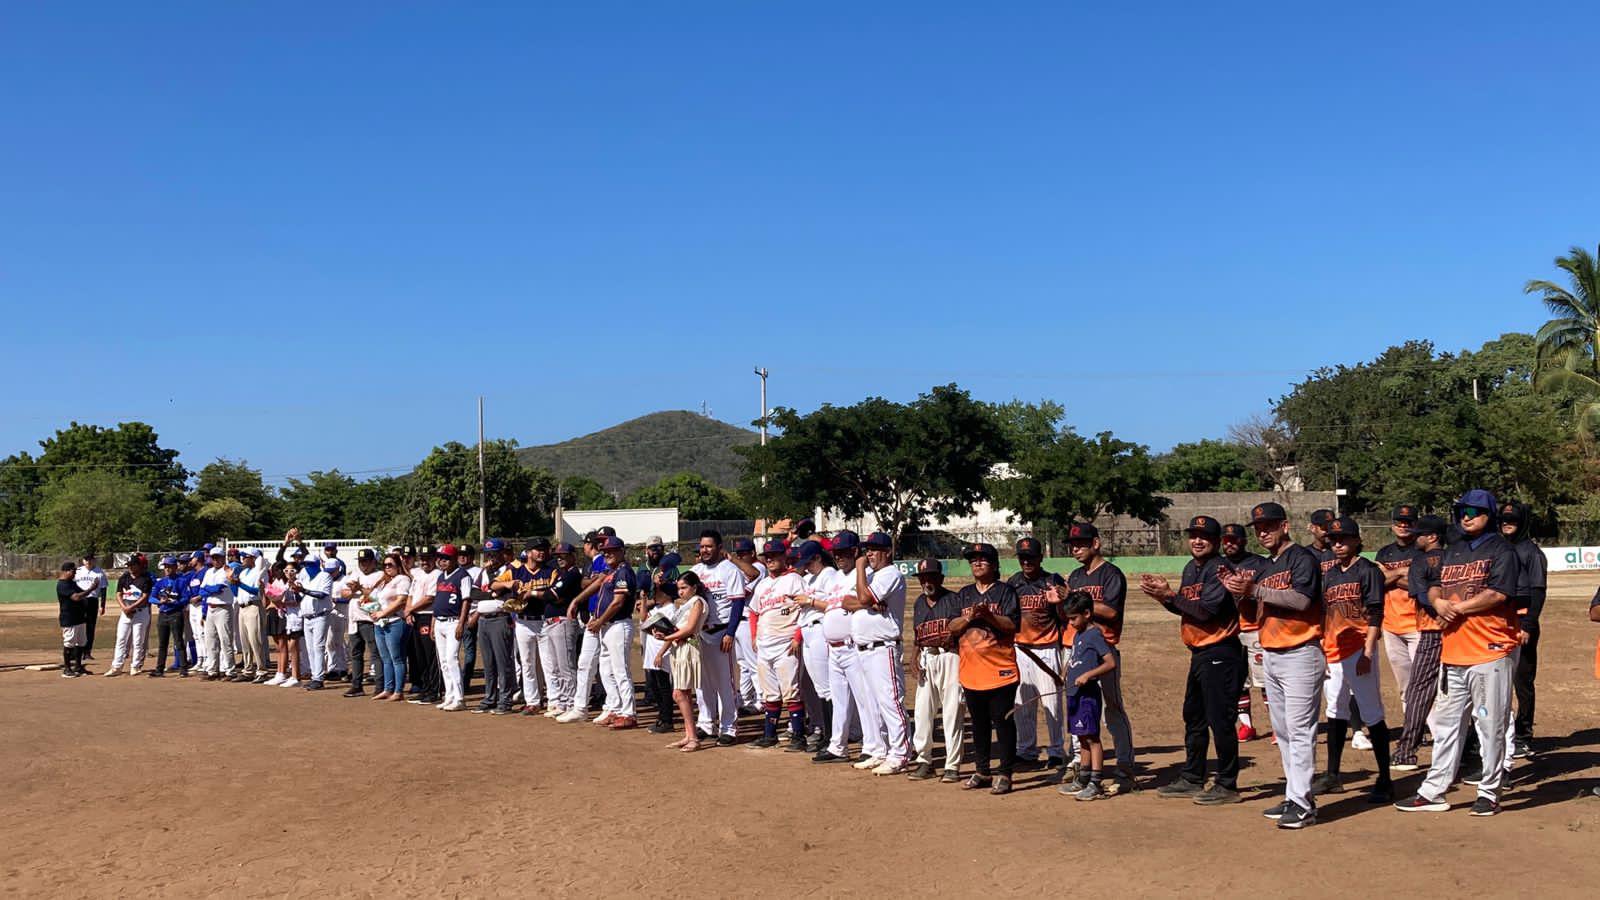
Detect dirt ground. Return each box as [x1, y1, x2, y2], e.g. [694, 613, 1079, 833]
[4, 573, 1600, 898]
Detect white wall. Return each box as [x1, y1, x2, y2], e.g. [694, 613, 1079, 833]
[559, 508, 679, 547]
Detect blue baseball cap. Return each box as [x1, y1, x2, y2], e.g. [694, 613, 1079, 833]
[483, 538, 507, 553]
[191, 550, 207, 561]
[1454, 488, 1499, 518]
[599, 536, 625, 551]
[862, 532, 892, 550]
[760, 540, 787, 556]
[323, 542, 338, 551]
[159, 555, 178, 567]
[659, 551, 682, 569]
[731, 537, 757, 553]
[551, 542, 576, 555]
[796, 540, 823, 563]
[831, 530, 860, 551]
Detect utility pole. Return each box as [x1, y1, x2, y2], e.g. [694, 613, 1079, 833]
[477, 396, 487, 546]
[755, 366, 769, 491]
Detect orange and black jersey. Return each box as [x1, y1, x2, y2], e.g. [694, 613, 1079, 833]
[1408, 548, 1445, 633]
[955, 582, 1021, 691]
[1249, 543, 1323, 651]
[1320, 556, 1383, 663]
[1160, 554, 1239, 650]
[1312, 544, 1336, 574]
[1438, 533, 1520, 666]
[1220, 551, 1269, 632]
[1066, 560, 1127, 646]
[1008, 569, 1067, 647]
[912, 587, 960, 650]
[1374, 542, 1420, 635]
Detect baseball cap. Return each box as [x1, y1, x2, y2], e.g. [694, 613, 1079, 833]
[323, 542, 338, 551]
[128, 552, 148, 565]
[862, 532, 893, 550]
[583, 530, 600, 544]
[239, 548, 260, 559]
[357, 548, 377, 562]
[831, 530, 860, 551]
[916, 557, 943, 577]
[1184, 515, 1222, 538]
[159, 555, 178, 567]
[760, 540, 787, 556]
[795, 540, 823, 563]
[288, 546, 307, 558]
[1325, 516, 1361, 540]
[599, 536, 625, 551]
[1015, 537, 1043, 557]
[731, 537, 757, 554]
[1309, 509, 1334, 528]
[1391, 505, 1419, 523]
[645, 535, 664, 547]
[597, 526, 618, 537]
[963, 542, 999, 563]
[1248, 502, 1288, 525]
[1498, 502, 1524, 524]
[1414, 515, 1447, 536]
[659, 551, 682, 569]
[794, 517, 815, 533]
[203, 542, 215, 552]
[482, 538, 507, 553]
[1454, 488, 1498, 518]
[208, 547, 225, 557]
[525, 537, 551, 551]
[551, 542, 576, 556]
[1067, 522, 1098, 542]
[437, 543, 458, 558]
[1221, 524, 1248, 543]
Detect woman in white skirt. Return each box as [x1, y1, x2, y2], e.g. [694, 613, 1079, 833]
[655, 571, 707, 752]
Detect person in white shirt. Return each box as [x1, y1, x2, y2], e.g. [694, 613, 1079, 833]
[689, 530, 750, 746]
[319, 544, 350, 682]
[793, 540, 846, 754]
[813, 531, 878, 765]
[727, 537, 766, 713]
[199, 548, 238, 679]
[339, 549, 386, 697]
[749, 541, 808, 750]
[74, 555, 107, 660]
[296, 557, 336, 690]
[368, 553, 413, 701]
[850, 532, 913, 775]
[404, 551, 443, 705]
[232, 549, 270, 682]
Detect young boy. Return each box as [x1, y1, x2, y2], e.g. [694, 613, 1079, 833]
[1063, 591, 1118, 800]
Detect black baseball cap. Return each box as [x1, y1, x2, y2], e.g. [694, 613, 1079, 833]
[862, 532, 893, 550]
[963, 542, 999, 563]
[597, 526, 618, 537]
[357, 548, 377, 562]
[831, 530, 860, 551]
[1066, 522, 1098, 542]
[795, 540, 824, 563]
[1391, 505, 1419, 523]
[551, 542, 576, 555]
[525, 537, 551, 551]
[1309, 509, 1334, 527]
[731, 537, 757, 554]
[1498, 503, 1524, 524]
[1221, 523, 1248, 542]
[1015, 537, 1043, 557]
[1325, 516, 1361, 540]
[915, 557, 943, 577]
[1184, 515, 1222, 538]
[1248, 502, 1288, 525]
[1414, 515, 1447, 537]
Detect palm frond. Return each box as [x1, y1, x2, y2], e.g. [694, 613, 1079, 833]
[1534, 364, 1600, 395]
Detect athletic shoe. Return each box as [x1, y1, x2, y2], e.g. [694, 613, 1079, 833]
[1075, 781, 1106, 801]
[1394, 794, 1449, 812]
[805, 733, 824, 753]
[961, 774, 993, 790]
[695, 728, 712, 741]
[1013, 757, 1044, 772]
[491, 708, 513, 716]
[1057, 774, 1089, 796]
[304, 681, 324, 691]
[229, 673, 251, 683]
[471, 705, 494, 714]
[1261, 801, 1289, 820]
[147, 671, 165, 678]
[1311, 773, 1347, 795]
[608, 716, 638, 730]
[715, 735, 735, 747]
[343, 688, 365, 698]
[990, 775, 1013, 795]
[940, 770, 961, 783]
[1046, 755, 1067, 771]
[1366, 781, 1395, 804]
[907, 762, 936, 781]
[440, 700, 466, 712]
[1352, 730, 1373, 751]
[556, 709, 586, 723]
[263, 673, 285, 686]
[752, 735, 779, 748]
[278, 678, 299, 688]
[102, 670, 120, 677]
[812, 751, 851, 764]
[543, 707, 565, 719]
[785, 733, 808, 753]
[1469, 796, 1499, 817]
[872, 760, 909, 776]
[647, 721, 673, 734]
[1237, 723, 1258, 742]
[853, 756, 885, 770]
[1193, 785, 1242, 806]
[592, 711, 615, 726]
[252, 674, 271, 684]
[1155, 778, 1205, 799]
[61, 669, 77, 679]
[1511, 738, 1534, 759]
[1276, 802, 1316, 829]
[1391, 762, 1420, 772]
[1463, 771, 1484, 786]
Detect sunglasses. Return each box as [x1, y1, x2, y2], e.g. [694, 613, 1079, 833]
[383, 563, 397, 569]
[1458, 506, 1487, 519]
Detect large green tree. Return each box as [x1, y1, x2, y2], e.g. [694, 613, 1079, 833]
[625, 472, 748, 519]
[35, 471, 159, 554]
[1155, 439, 1268, 492]
[279, 471, 408, 537]
[558, 475, 617, 511]
[194, 458, 282, 537]
[739, 384, 1009, 543]
[1527, 243, 1600, 435]
[381, 441, 555, 544]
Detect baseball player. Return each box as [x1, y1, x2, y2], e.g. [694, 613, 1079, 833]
[320, 543, 350, 682]
[470, 538, 518, 715]
[555, 535, 609, 723]
[850, 532, 912, 775]
[296, 551, 336, 691]
[727, 536, 765, 714]
[106, 553, 153, 677]
[232, 548, 269, 682]
[948, 542, 1021, 795]
[1395, 490, 1519, 817]
[1499, 500, 1546, 759]
[1314, 517, 1394, 803]
[182, 551, 207, 674]
[1392, 515, 1447, 771]
[814, 531, 878, 764]
[74, 554, 106, 661]
[749, 540, 807, 749]
[510, 538, 555, 717]
[794, 540, 849, 756]
[537, 543, 583, 718]
[198, 547, 238, 680]
[148, 556, 189, 677]
[686, 529, 750, 746]
[590, 535, 640, 730]
[429, 544, 474, 711]
[907, 558, 964, 782]
[1375, 507, 1422, 714]
[57, 562, 91, 677]
[1308, 509, 1336, 571]
[1008, 536, 1069, 774]
[1141, 516, 1243, 807]
[1220, 523, 1269, 741]
[1066, 522, 1137, 781]
[403, 549, 442, 706]
[1222, 502, 1324, 829]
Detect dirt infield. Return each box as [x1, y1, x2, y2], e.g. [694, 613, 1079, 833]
[4, 576, 1600, 897]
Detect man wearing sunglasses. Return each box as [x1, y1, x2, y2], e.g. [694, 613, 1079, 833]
[1395, 490, 1519, 818]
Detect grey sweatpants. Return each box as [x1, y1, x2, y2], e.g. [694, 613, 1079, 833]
[1264, 642, 1325, 811]
[1421, 655, 1514, 802]
[1101, 646, 1136, 771]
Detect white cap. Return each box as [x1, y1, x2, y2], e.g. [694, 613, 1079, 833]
[208, 547, 225, 557]
[240, 548, 260, 558]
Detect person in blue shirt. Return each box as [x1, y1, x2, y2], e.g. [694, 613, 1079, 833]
[180, 551, 208, 672]
[149, 556, 189, 677]
[591, 536, 641, 729]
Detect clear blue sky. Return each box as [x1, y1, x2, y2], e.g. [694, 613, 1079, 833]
[3, 2, 1596, 485]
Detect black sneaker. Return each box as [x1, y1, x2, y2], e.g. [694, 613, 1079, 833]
[1311, 772, 1346, 795]
[695, 728, 712, 741]
[1469, 796, 1499, 817]
[1394, 794, 1448, 813]
[907, 762, 936, 781]
[148, 670, 165, 678]
[647, 721, 673, 734]
[1365, 781, 1395, 804]
[752, 735, 778, 748]
[1156, 778, 1205, 799]
[1013, 757, 1044, 772]
[305, 681, 325, 691]
[1262, 800, 1289, 820]
[812, 750, 851, 764]
[1046, 755, 1068, 771]
[784, 733, 808, 753]
[1511, 738, 1533, 759]
[940, 770, 961, 783]
[715, 734, 736, 747]
[471, 705, 494, 714]
[1277, 802, 1316, 829]
[805, 734, 824, 753]
[1193, 785, 1242, 806]
[342, 688, 364, 698]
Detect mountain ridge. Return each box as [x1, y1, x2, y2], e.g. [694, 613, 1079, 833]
[514, 410, 757, 496]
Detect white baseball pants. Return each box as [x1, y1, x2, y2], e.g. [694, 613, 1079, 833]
[858, 642, 912, 764]
[432, 617, 463, 704]
[1383, 630, 1421, 707]
[513, 615, 544, 706]
[828, 642, 883, 759]
[735, 618, 759, 708]
[573, 626, 602, 713]
[303, 614, 331, 682]
[539, 618, 577, 709]
[1324, 652, 1385, 724]
[327, 604, 350, 673]
[696, 631, 739, 737]
[202, 606, 235, 675]
[188, 605, 208, 670]
[799, 623, 830, 733]
[756, 638, 801, 707]
[1015, 644, 1065, 761]
[598, 619, 636, 717]
[912, 648, 964, 771]
[111, 609, 151, 674]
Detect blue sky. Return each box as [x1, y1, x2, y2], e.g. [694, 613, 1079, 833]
[3, 2, 1596, 485]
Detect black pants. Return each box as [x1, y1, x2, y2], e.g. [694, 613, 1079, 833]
[461, 624, 477, 698]
[156, 611, 188, 671]
[348, 621, 376, 690]
[1513, 624, 1539, 739]
[1394, 631, 1442, 765]
[84, 607, 99, 655]
[409, 615, 441, 699]
[1182, 639, 1242, 790]
[476, 616, 516, 709]
[964, 682, 1019, 777]
[645, 669, 674, 726]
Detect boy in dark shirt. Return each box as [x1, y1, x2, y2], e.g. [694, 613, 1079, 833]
[1063, 592, 1117, 801]
[57, 562, 90, 677]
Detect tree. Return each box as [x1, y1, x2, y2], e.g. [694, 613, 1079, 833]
[279, 471, 361, 536]
[194, 458, 282, 537]
[625, 472, 748, 519]
[1155, 440, 1268, 493]
[195, 497, 251, 539]
[987, 401, 1169, 539]
[381, 441, 554, 544]
[558, 475, 617, 511]
[739, 384, 1009, 543]
[35, 471, 156, 554]
[1528, 244, 1600, 436]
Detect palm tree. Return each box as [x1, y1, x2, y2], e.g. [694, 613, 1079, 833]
[1528, 244, 1600, 435]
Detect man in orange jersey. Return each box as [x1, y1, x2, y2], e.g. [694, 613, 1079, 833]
[1008, 537, 1069, 774]
[1140, 516, 1243, 806]
[1395, 490, 1520, 818]
[1314, 518, 1393, 803]
[1223, 502, 1324, 830]
[1221, 523, 1269, 742]
[1375, 507, 1422, 709]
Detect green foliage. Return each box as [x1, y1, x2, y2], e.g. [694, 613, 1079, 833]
[987, 401, 1170, 533]
[1527, 244, 1600, 435]
[196, 497, 251, 538]
[559, 475, 617, 511]
[35, 471, 158, 554]
[381, 441, 554, 544]
[739, 384, 1009, 542]
[194, 458, 282, 536]
[281, 471, 408, 538]
[1155, 439, 1268, 492]
[516, 411, 756, 496]
[624, 472, 748, 519]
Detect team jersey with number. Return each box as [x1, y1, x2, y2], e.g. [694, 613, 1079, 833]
[1438, 534, 1520, 666]
[1220, 552, 1269, 632]
[1249, 543, 1323, 651]
[1320, 556, 1384, 663]
[751, 570, 805, 645]
[691, 559, 749, 629]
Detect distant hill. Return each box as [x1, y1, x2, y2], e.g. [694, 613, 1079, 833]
[515, 411, 758, 496]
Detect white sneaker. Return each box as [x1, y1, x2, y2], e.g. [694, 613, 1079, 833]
[592, 711, 616, 726]
[279, 678, 299, 688]
[1352, 731, 1373, 751]
[102, 670, 119, 677]
[872, 759, 909, 776]
[441, 700, 466, 712]
[543, 706, 564, 718]
[853, 756, 885, 770]
[556, 709, 587, 723]
[264, 673, 285, 686]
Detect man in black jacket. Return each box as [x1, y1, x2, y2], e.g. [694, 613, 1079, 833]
[1499, 500, 1546, 759]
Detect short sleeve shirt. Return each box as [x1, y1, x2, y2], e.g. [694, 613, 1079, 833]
[1252, 543, 1323, 651]
[691, 558, 749, 628]
[752, 570, 806, 643]
[955, 581, 1021, 691]
[1320, 557, 1383, 662]
[851, 566, 907, 644]
[1008, 569, 1067, 646]
[1375, 542, 1420, 635]
[595, 563, 640, 620]
[1438, 533, 1520, 665]
[911, 588, 960, 650]
[1066, 561, 1127, 645]
[1067, 625, 1113, 697]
